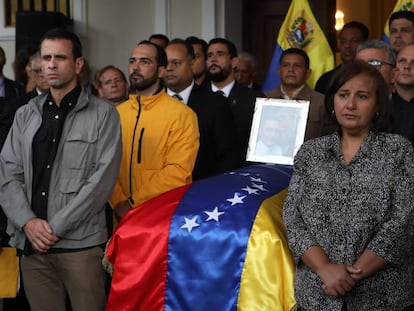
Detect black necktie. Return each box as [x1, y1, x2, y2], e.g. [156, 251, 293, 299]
[173, 94, 183, 101]
[215, 90, 225, 97]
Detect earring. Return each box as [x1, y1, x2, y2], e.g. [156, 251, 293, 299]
[331, 109, 335, 116]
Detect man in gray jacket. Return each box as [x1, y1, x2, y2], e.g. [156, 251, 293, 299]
[0, 28, 121, 311]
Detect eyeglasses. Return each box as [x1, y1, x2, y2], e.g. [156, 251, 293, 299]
[367, 60, 395, 69]
[30, 68, 42, 75]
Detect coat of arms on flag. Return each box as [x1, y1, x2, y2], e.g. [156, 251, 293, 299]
[262, 0, 334, 92]
[106, 164, 296, 311]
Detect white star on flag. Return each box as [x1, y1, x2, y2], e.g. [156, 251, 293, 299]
[181, 216, 200, 232]
[242, 186, 260, 195]
[205, 207, 225, 222]
[226, 193, 246, 206]
[240, 173, 251, 176]
[250, 176, 267, 183]
[252, 183, 268, 191]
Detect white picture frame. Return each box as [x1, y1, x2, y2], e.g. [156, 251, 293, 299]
[246, 97, 310, 165]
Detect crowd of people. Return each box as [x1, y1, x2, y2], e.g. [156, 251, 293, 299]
[0, 9, 413, 311]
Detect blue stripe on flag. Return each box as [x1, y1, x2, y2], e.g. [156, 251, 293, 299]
[261, 44, 284, 93]
[165, 164, 293, 310]
[380, 33, 390, 44]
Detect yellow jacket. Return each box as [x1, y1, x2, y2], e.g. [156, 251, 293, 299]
[110, 90, 199, 208]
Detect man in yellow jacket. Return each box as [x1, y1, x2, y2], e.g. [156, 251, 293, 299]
[110, 41, 199, 220]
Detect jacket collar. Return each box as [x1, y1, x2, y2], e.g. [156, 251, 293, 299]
[128, 88, 167, 110]
[32, 87, 90, 114]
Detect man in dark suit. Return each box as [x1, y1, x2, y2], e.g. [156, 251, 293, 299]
[185, 36, 210, 88]
[206, 38, 265, 167]
[0, 47, 35, 311]
[234, 51, 262, 92]
[0, 46, 25, 116]
[315, 21, 368, 94]
[0, 51, 49, 149]
[164, 39, 239, 180]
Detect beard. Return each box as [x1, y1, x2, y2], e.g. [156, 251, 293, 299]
[129, 71, 159, 92]
[207, 64, 231, 83]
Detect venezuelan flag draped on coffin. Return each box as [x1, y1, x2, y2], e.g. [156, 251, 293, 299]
[106, 164, 296, 311]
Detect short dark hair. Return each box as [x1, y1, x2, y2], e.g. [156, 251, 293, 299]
[279, 48, 310, 68]
[389, 10, 414, 28]
[148, 33, 170, 46]
[186, 36, 208, 58]
[325, 61, 394, 134]
[208, 38, 238, 58]
[137, 40, 167, 67]
[40, 28, 82, 59]
[96, 65, 127, 88]
[340, 21, 369, 41]
[169, 38, 195, 60]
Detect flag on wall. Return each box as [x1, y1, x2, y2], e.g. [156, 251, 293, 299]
[106, 164, 296, 311]
[381, 0, 414, 43]
[261, 0, 334, 93]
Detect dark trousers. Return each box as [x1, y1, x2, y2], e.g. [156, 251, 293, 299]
[21, 247, 106, 311]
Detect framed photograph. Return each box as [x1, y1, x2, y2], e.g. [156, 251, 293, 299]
[246, 98, 310, 165]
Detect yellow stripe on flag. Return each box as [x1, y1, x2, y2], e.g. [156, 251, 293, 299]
[277, 0, 334, 88]
[238, 188, 296, 311]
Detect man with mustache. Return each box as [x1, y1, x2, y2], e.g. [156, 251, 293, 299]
[110, 40, 199, 221]
[266, 48, 325, 141]
[205, 38, 264, 167]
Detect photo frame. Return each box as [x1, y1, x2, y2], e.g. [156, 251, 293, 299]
[246, 97, 310, 165]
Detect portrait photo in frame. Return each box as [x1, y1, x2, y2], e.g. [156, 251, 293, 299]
[246, 98, 310, 165]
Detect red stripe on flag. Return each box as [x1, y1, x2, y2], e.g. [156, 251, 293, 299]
[106, 184, 191, 311]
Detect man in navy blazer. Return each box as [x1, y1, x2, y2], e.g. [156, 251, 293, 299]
[0, 46, 25, 114]
[164, 39, 239, 180]
[205, 38, 265, 167]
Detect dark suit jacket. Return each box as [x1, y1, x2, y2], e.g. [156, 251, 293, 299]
[0, 78, 25, 246]
[314, 65, 341, 95]
[250, 82, 262, 93]
[226, 82, 265, 166]
[187, 84, 239, 180]
[2, 77, 25, 102]
[0, 88, 37, 149]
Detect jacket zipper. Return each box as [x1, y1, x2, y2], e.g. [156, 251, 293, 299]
[128, 96, 142, 206]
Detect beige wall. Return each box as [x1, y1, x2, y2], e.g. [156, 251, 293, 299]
[171, 0, 202, 38]
[1, 41, 16, 79]
[84, 0, 154, 76]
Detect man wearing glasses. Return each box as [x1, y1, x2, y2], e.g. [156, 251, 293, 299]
[356, 40, 395, 91]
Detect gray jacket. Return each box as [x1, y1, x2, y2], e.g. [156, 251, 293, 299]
[0, 89, 122, 250]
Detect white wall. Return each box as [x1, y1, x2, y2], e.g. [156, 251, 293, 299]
[84, 0, 155, 76]
[0, 0, 242, 80]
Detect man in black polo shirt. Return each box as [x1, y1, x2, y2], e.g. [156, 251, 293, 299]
[0, 28, 121, 311]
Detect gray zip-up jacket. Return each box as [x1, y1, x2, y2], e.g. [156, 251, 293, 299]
[0, 89, 122, 250]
